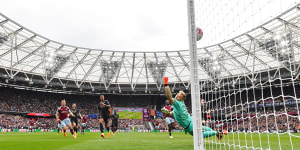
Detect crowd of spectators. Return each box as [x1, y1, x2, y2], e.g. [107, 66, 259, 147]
[203, 109, 300, 133]
[0, 114, 56, 129]
[0, 87, 166, 115]
[0, 114, 147, 130]
[0, 87, 164, 130]
[0, 85, 300, 132]
[229, 110, 300, 132]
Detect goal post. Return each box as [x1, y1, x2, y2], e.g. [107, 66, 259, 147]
[187, 0, 204, 149]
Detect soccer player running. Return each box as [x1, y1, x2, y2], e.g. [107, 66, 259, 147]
[111, 112, 119, 136]
[97, 95, 111, 138]
[81, 115, 88, 135]
[162, 100, 176, 138]
[70, 103, 82, 137]
[163, 77, 228, 140]
[56, 99, 76, 139]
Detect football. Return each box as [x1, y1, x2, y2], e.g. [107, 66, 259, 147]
[196, 27, 203, 41]
[161, 107, 169, 114]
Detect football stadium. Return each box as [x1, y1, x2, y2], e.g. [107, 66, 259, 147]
[1, 0, 300, 150]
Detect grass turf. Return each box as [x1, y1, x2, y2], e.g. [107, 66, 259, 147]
[0, 132, 299, 150]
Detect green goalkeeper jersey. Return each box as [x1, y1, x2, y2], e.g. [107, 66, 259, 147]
[172, 98, 191, 128]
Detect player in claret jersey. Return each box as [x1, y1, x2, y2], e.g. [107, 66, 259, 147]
[81, 115, 88, 135]
[161, 100, 176, 138]
[56, 99, 76, 139]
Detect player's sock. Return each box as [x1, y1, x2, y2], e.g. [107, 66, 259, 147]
[107, 127, 111, 138]
[100, 124, 104, 133]
[63, 129, 66, 133]
[74, 127, 77, 133]
[204, 126, 214, 132]
[203, 131, 217, 138]
[70, 129, 74, 135]
[57, 129, 60, 134]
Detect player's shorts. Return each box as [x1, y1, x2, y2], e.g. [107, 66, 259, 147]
[70, 118, 78, 125]
[61, 118, 71, 127]
[165, 117, 175, 125]
[100, 115, 109, 123]
[58, 123, 62, 128]
[81, 123, 86, 127]
[29, 126, 34, 129]
[111, 122, 118, 128]
[184, 116, 193, 136]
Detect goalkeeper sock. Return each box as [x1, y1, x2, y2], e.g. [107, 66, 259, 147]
[100, 124, 104, 133]
[203, 131, 216, 138]
[204, 126, 214, 132]
[107, 127, 110, 132]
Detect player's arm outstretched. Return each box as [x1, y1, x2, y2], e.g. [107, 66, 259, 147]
[69, 110, 75, 117]
[164, 77, 175, 104]
[97, 107, 101, 123]
[78, 112, 83, 119]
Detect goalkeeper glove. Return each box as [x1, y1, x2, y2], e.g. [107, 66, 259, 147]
[163, 77, 168, 87]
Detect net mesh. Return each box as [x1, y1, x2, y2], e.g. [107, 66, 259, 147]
[192, 0, 300, 149]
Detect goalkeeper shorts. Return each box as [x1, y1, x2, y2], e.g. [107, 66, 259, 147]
[184, 116, 193, 136]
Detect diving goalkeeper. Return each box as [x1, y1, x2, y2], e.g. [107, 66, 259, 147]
[163, 77, 228, 140]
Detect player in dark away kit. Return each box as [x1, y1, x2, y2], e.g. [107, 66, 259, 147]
[97, 95, 111, 138]
[111, 112, 119, 135]
[70, 103, 82, 137]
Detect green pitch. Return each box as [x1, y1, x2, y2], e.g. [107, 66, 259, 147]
[0, 132, 299, 150]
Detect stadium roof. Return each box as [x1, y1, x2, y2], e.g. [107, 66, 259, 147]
[0, 3, 299, 92]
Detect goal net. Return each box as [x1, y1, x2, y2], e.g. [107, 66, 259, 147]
[189, 0, 300, 149]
